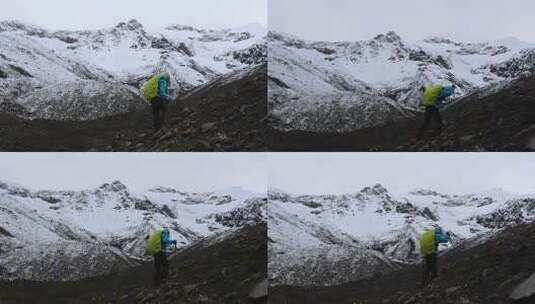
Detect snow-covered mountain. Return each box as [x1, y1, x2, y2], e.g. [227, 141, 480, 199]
[0, 180, 266, 281]
[268, 31, 535, 132]
[268, 185, 535, 286]
[0, 19, 266, 120]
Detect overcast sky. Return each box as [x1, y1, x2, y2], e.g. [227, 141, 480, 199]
[269, 0, 535, 43]
[269, 153, 535, 196]
[1, 0, 267, 30]
[0, 153, 267, 193]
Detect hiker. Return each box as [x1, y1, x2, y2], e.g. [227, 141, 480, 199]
[143, 72, 172, 132]
[147, 228, 177, 287]
[418, 84, 456, 137]
[419, 226, 451, 287]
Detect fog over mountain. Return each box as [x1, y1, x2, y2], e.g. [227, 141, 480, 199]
[1, 0, 267, 30]
[268, 153, 535, 196]
[269, 0, 535, 43]
[0, 153, 267, 193]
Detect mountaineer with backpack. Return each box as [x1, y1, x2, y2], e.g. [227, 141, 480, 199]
[419, 226, 451, 287]
[147, 228, 177, 287]
[143, 72, 172, 132]
[418, 84, 456, 137]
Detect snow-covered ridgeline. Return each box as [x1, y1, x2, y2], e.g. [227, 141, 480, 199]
[268, 184, 535, 286]
[0, 180, 266, 281]
[0, 19, 266, 120]
[268, 31, 535, 131]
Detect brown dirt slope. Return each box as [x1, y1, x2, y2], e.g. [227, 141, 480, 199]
[0, 64, 266, 152]
[270, 75, 535, 151]
[0, 223, 267, 304]
[269, 222, 535, 304]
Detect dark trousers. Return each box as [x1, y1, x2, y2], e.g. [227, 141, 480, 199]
[151, 97, 167, 131]
[422, 253, 438, 287]
[154, 251, 169, 287]
[420, 105, 443, 135]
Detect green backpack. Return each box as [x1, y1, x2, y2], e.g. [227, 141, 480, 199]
[422, 85, 443, 106]
[143, 74, 160, 101]
[147, 230, 162, 255]
[420, 229, 436, 256]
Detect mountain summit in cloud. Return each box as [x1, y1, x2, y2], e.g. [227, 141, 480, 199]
[268, 185, 535, 286]
[0, 19, 266, 120]
[268, 30, 535, 132]
[0, 179, 266, 281]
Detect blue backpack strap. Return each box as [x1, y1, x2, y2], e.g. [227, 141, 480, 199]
[440, 86, 455, 98]
[158, 77, 169, 97]
[435, 229, 450, 244]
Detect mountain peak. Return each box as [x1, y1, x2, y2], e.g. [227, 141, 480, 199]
[99, 180, 128, 192]
[268, 30, 304, 42]
[409, 188, 449, 198]
[360, 184, 389, 196]
[149, 186, 180, 193]
[373, 183, 388, 193]
[373, 31, 402, 43]
[423, 36, 459, 45]
[114, 19, 144, 31]
[0, 20, 46, 34]
[0, 179, 28, 192]
[165, 24, 203, 33]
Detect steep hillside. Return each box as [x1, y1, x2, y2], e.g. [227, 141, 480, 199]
[268, 31, 535, 133]
[269, 222, 535, 304]
[0, 63, 267, 151]
[268, 186, 535, 287]
[270, 75, 535, 151]
[0, 224, 267, 304]
[0, 180, 266, 282]
[0, 19, 266, 120]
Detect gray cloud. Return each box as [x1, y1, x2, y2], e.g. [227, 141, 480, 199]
[1, 0, 267, 30]
[0, 153, 267, 193]
[269, 0, 535, 43]
[2, 152, 533, 196]
[268, 153, 535, 195]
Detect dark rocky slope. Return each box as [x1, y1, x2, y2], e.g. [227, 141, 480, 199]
[0, 224, 267, 304]
[269, 222, 535, 304]
[270, 75, 535, 151]
[0, 64, 266, 152]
